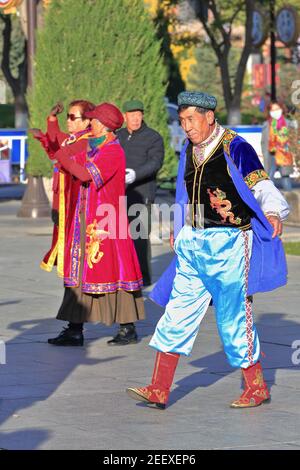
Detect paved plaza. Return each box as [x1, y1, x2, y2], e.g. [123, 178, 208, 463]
[0, 196, 300, 450]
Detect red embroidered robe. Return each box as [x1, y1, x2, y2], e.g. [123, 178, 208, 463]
[42, 137, 143, 293]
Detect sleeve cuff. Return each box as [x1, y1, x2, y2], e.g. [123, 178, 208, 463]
[244, 169, 269, 189]
[86, 161, 104, 190]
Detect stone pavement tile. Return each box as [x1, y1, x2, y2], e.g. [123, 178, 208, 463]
[0, 427, 51, 450]
[0, 383, 64, 400]
[0, 423, 103, 450]
[0, 406, 60, 434]
[49, 375, 297, 449]
[270, 369, 300, 391]
[63, 393, 278, 450]
[0, 369, 79, 387]
[0, 200, 300, 449]
[223, 442, 300, 450]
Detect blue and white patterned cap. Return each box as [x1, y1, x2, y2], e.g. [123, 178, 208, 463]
[177, 91, 217, 110]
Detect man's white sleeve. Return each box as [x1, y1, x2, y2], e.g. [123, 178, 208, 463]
[251, 180, 290, 220]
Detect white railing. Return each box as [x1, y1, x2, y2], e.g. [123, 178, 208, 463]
[0, 134, 27, 183]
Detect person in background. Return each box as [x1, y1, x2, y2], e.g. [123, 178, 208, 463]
[116, 100, 164, 290]
[261, 101, 294, 191]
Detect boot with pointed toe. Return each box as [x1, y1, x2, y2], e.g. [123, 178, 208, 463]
[126, 351, 179, 409]
[231, 361, 270, 408]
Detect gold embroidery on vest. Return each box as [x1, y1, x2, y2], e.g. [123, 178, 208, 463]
[222, 128, 237, 155]
[244, 169, 269, 189]
[207, 188, 242, 225]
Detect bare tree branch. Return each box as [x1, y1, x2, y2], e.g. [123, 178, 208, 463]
[0, 13, 19, 96]
[188, 0, 255, 122]
[189, 1, 233, 103]
[209, 0, 230, 47]
[228, 5, 244, 37]
[232, 0, 254, 103]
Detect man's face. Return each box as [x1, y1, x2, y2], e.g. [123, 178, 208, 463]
[124, 110, 143, 133]
[179, 106, 215, 145]
[67, 105, 90, 134]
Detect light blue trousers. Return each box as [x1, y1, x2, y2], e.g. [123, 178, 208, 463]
[150, 225, 260, 368]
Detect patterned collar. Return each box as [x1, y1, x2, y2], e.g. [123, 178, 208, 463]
[193, 122, 224, 165]
[62, 128, 91, 146]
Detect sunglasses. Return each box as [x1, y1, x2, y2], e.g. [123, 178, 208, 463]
[67, 113, 83, 121]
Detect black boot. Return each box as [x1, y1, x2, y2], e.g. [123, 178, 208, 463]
[48, 322, 84, 346]
[107, 323, 138, 346]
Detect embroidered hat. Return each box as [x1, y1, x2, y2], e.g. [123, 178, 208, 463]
[123, 99, 144, 113]
[85, 102, 124, 131]
[178, 91, 217, 111]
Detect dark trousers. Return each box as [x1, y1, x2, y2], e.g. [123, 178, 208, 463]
[128, 202, 152, 285]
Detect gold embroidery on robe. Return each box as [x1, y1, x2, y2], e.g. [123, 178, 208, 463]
[86, 219, 109, 269]
[207, 188, 242, 225]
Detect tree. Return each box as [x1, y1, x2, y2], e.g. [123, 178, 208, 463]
[188, 0, 255, 125]
[0, 11, 27, 127]
[187, 43, 240, 115]
[149, 0, 185, 102]
[27, 0, 174, 178]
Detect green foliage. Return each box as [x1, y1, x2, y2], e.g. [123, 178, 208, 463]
[187, 44, 225, 110]
[8, 14, 26, 80]
[27, 0, 175, 177]
[0, 104, 14, 127]
[153, 4, 185, 102]
[284, 242, 300, 256]
[186, 44, 240, 119]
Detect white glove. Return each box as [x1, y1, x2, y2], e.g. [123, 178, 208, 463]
[125, 168, 136, 184]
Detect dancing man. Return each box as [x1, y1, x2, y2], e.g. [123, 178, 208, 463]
[127, 91, 289, 409]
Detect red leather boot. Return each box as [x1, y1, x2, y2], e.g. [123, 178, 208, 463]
[231, 361, 270, 408]
[126, 351, 179, 409]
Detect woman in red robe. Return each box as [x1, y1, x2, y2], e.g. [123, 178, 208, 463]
[43, 102, 145, 346]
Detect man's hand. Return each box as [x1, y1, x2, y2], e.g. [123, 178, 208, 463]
[125, 168, 136, 184]
[170, 232, 175, 251]
[50, 101, 64, 117]
[265, 214, 283, 238]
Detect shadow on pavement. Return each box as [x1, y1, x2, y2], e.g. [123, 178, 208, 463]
[169, 312, 300, 407]
[0, 316, 126, 450]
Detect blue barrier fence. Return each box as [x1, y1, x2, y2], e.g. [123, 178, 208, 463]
[0, 129, 28, 183]
[0, 125, 264, 184]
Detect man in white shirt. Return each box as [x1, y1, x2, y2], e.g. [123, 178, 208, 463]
[127, 91, 289, 410]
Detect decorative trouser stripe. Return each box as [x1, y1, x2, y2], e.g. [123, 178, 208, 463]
[242, 231, 254, 366]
